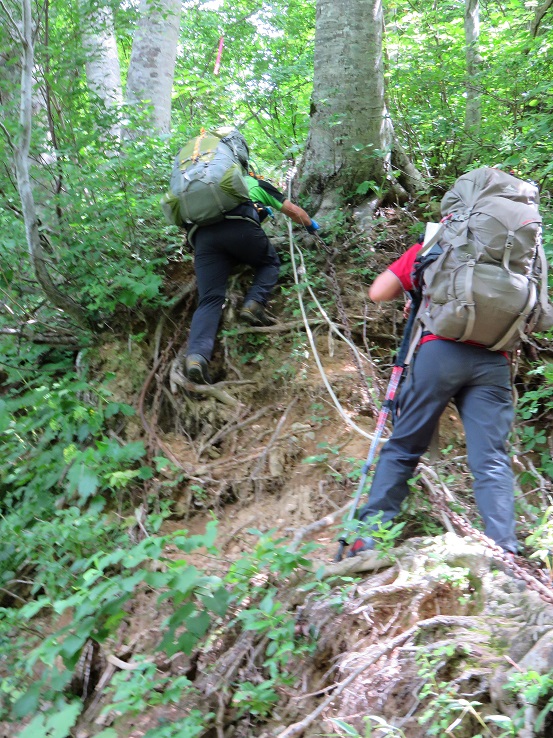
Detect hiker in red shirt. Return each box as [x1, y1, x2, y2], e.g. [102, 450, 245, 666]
[349, 242, 518, 556]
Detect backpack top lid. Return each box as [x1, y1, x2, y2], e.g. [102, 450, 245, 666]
[212, 126, 250, 169]
[441, 166, 540, 218]
[177, 127, 249, 170]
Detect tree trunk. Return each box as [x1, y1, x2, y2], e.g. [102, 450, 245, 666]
[464, 0, 481, 142]
[125, 0, 181, 135]
[7, 0, 90, 328]
[298, 0, 421, 213]
[81, 2, 123, 137]
[530, 0, 553, 36]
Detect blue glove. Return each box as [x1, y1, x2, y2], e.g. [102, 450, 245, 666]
[305, 219, 320, 234]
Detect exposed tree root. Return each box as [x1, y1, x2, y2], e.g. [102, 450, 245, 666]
[276, 615, 481, 738]
[169, 353, 245, 407]
[185, 534, 553, 738]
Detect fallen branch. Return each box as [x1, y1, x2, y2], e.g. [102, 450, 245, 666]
[316, 547, 396, 578]
[199, 405, 272, 455]
[251, 399, 297, 494]
[106, 654, 153, 670]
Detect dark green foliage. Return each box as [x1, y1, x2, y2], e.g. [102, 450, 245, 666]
[386, 0, 553, 193]
[0, 367, 143, 507]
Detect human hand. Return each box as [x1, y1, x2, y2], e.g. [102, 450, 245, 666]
[305, 219, 320, 234]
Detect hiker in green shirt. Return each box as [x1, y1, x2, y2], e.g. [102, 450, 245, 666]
[184, 170, 319, 384]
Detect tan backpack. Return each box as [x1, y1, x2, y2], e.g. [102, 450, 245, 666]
[415, 167, 553, 352]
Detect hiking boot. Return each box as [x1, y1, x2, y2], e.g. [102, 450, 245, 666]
[239, 299, 274, 327]
[347, 537, 375, 558]
[185, 354, 212, 384]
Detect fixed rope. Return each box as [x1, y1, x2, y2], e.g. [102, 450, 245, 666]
[312, 231, 377, 415]
[290, 237, 375, 370]
[286, 216, 377, 442]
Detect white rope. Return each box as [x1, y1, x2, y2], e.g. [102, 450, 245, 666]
[286, 212, 375, 441]
[291, 240, 375, 369]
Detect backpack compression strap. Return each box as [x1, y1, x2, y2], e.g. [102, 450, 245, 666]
[488, 232, 549, 351]
[402, 221, 448, 366]
[490, 238, 551, 350]
[537, 240, 551, 314]
[489, 281, 538, 351]
[457, 257, 477, 344]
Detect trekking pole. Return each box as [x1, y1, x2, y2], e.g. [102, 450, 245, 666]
[334, 300, 419, 562]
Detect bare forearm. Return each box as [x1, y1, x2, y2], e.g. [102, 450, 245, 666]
[280, 199, 312, 227]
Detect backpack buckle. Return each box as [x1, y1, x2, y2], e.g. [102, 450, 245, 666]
[451, 208, 472, 222]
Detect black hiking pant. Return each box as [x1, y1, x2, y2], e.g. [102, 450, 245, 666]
[186, 218, 280, 361]
[358, 340, 517, 553]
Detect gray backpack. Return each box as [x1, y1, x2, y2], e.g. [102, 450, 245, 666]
[160, 127, 251, 229]
[415, 167, 553, 352]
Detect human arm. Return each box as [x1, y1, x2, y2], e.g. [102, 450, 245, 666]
[280, 199, 313, 228]
[368, 270, 404, 302]
[368, 243, 423, 302]
[247, 176, 319, 231]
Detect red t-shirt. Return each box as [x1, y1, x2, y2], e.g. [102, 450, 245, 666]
[387, 243, 437, 346]
[388, 242, 422, 292]
[387, 243, 508, 356]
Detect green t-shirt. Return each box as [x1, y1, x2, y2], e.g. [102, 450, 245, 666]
[246, 175, 286, 212]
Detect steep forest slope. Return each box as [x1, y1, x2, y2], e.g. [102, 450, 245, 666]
[2, 207, 553, 738]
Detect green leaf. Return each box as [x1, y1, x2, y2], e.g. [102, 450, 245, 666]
[535, 698, 553, 731]
[173, 631, 199, 656]
[12, 682, 41, 720]
[302, 454, 328, 464]
[60, 634, 86, 659]
[185, 609, 210, 638]
[330, 719, 359, 736]
[200, 587, 230, 617]
[16, 713, 48, 738]
[77, 466, 99, 501]
[202, 519, 219, 549]
[485, 715, 513, 725]
[174, 566, 200, 594]
[144, 570, 173, 588]
[167, 602, 196, 628]
[19, 597, 50, 620]
[104, 403, 121, 418]
[355, 180, 372, 195]
[138, 465, 154, 480]
[259, 594, 274, 614]
[44, 701, 81, 737]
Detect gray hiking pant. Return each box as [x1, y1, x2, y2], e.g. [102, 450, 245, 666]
[358, 340, 517, 553]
